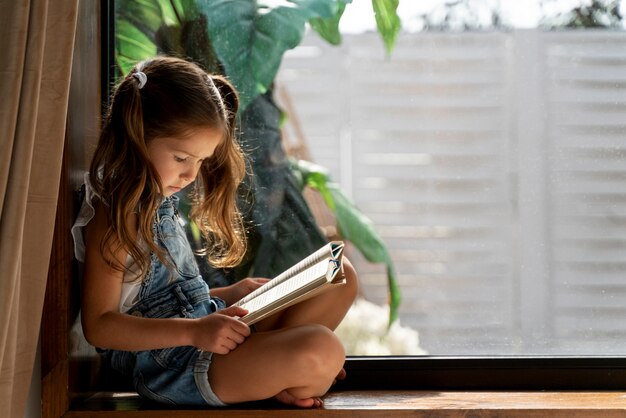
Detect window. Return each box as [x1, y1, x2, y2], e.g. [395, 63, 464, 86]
[277, 1, 626, 358]
[110, 0, 626, 388]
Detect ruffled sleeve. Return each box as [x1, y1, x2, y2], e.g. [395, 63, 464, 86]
[71, 174, 144, 312]
[71, 172, 100, 263]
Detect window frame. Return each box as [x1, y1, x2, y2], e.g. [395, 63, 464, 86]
[103, 0, 626, 392]
[341, 356, 626, 390]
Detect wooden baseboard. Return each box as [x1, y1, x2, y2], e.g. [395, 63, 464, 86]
[63, 390, 626, 418]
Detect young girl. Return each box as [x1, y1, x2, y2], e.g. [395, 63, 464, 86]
[71, 56, 358, 408]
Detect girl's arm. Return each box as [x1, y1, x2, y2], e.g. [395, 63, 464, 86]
[81, 203, 250, 354]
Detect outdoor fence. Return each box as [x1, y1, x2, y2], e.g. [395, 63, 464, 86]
[277, 29, 626, 355]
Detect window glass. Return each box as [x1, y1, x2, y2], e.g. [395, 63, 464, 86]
[116, 0, 626, 356]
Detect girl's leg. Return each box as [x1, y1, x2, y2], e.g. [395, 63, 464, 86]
[255, 257, 359, 332]
[209, 324, 345, 407]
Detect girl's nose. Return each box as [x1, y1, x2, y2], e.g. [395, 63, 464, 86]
[182, 164, 200, 182]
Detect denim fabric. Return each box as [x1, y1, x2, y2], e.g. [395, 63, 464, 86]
[104, 196, 227, 406]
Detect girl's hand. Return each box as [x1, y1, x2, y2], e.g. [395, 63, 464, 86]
[191, 306, 250, 355]
[212, 278, 270, 306]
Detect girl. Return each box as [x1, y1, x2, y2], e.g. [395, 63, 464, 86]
[72, 56, 358, 408]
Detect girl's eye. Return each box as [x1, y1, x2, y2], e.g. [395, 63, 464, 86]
[174, 156, 188, 163]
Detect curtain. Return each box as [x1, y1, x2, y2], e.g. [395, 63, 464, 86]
[0, 0, 79, 416]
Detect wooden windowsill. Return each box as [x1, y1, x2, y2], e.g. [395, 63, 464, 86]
[64, 390, 626, 417]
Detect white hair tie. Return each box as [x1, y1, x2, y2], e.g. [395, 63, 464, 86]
[133, 71, 147, 89]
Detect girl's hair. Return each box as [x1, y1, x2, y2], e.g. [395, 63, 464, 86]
[90, 56, 247, 278]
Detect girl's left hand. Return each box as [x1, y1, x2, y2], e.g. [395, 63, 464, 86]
[213, 278, 269, 306]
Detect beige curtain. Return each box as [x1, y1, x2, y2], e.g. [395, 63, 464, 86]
[0, 0, 79, 416]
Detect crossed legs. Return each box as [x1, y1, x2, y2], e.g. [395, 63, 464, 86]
[209, 257, 359, 407]
[209, 325, 345, 406]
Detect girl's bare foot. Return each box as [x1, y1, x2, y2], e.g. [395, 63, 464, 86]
[274, 390, 323, 408]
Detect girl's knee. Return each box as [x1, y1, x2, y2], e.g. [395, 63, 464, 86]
[292, 325, 345, 376]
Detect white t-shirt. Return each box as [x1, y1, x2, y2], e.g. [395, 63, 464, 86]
[71, 173, 143, 313]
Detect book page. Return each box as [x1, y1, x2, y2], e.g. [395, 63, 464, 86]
[239, 261, 330, 313]
[233, 241, 343, 307]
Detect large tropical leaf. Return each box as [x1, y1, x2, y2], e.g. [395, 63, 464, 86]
[310, 0, 401, 54]
[198, 0, 338, 110]
[115, 0, 200, 75]
[116, 18, 158, 74]
[372, 0, 401, 55]
[309, 0, 351, 45]
[234, 93, 329, 279]
[116, 0, 401, 103]
[292, 159, 401, 326]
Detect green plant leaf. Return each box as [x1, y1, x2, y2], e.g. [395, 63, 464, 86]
[116, 19, 158, 74]
[159, 0, 185, 25]
[198, 0, 337, 110]
[292, 159, 401, 325]
[309, 0, 351, 45]
[115, 0, 203, 76]
[115, 0, 174, 75]
[117, 0, 163, 32]
[372, 0, 401, 55]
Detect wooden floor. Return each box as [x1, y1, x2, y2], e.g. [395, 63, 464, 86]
[65, 390, 626, 417]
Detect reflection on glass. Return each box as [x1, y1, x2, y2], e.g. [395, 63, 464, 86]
[279, 1, 626, 355]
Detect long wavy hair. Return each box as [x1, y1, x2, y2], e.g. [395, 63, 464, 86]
[90, 56, 247, 279]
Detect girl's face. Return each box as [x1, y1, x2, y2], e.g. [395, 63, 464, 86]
[147, 127, 222, 196]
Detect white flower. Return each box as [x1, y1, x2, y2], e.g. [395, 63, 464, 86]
[335, 298, 427, 356]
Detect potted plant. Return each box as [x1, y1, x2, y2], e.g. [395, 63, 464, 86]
[115, 0, 402, 324]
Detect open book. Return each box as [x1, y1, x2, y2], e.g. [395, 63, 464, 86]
[232, 241, 346, 325]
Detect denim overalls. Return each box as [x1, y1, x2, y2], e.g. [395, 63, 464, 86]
[103, 195, 227, 406]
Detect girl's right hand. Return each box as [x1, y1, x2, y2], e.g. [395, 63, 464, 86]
[190, 306, 250, 355]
